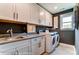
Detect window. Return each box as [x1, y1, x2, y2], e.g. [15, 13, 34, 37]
[60, 12, 74, 30]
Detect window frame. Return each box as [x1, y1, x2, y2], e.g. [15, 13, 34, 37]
[60, 12, 74, 30]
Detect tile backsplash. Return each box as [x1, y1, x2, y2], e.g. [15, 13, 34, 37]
[0, 22, 26, 34]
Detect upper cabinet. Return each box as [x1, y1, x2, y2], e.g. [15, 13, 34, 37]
[45, 11, 52, 26]
[15, 3, 30, 22]
[39, 6, 46, 25]
[0, 3, 15, 20]
[30, 4, 40, 24]
[54, 16, 58, 29]
[0, 3, 52, 27]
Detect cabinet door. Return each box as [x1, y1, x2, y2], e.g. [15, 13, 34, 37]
[15, 3, 30, 22]
[39, 6, 46, 25]
[31, 38, 40, 55]
[0, 48, 17, 55]
[16, 40, 30, 55]
[38, 36, 45, 54]
[46, 11, 50, 26]
[30, 3, 39, 24]
[31, 44, 40, 55]
[17, 45, 29, 55]
[0, 3, 15, 20]
[46, 11, 52, 26]
[49, 14, 52, 26]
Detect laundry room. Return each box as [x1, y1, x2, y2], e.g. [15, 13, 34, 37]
[0, 1, 79, 56]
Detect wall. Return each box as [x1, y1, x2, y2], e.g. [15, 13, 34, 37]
[53, 8, 75, 45]
[75, 29, 79, 54]
[0, 22, 26, 34]
[60, 30, 75, 45]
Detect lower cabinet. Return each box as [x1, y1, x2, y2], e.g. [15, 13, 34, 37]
[16, 39, 30, 55]
[31, 44, 40, 55]
[0, 36, 46, 55]
[31, 36, 45, 55]
[0, 48, 17, 55]
[16, 45, 29, 55]
[38, 36, 45, 54]
[31, 37, 40, 55]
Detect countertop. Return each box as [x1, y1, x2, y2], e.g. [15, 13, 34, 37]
[0, 33, 50, 45]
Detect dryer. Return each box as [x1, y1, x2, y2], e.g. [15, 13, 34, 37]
[46, 32, 57, 53]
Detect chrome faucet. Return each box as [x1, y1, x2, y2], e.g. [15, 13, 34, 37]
[7, 28, 13, 37]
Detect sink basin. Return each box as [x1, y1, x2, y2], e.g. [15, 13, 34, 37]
[15, 36, 27, 39]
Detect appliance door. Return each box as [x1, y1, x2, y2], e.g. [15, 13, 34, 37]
[52, 36, 56, 49]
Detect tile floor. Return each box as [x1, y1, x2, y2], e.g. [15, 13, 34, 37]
[50, 43, 76, 55]
[44, 43, 76, 55]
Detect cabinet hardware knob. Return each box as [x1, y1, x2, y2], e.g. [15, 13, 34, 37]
[13, 12, 15, 19]
[16, 13, 18, 19]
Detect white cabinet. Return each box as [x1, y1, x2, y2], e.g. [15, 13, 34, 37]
[0, 39, 30, 55]
[49, 13, 52, 26]
[0, 3, 15, 20]
[38, 36, 45, 54]
[30, 4, 40, 24]
[39, 6, 46, 25]
[16, 39, 30, 55]
[45, 11, 52, 26]
[17, 45, 29, 55]
[54, 16, 58, 29]
[31, 36, 45, 55]
[15, 3, 30, 22]
[0, 48, 17, 55]
[31, 38, 40, 55]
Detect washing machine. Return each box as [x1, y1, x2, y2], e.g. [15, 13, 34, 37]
[46, 32, 57, 53]
[55, 32, 60, 47]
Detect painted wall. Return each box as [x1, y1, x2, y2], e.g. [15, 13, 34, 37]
[60, 30, 75, 45]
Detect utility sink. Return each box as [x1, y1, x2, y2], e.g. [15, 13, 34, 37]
[0, 35, 13, 41]
[15, 36, 25, 39]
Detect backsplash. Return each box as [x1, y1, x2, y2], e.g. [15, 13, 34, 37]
[0, 22, 26, 34]
[36, 26, 46, 33]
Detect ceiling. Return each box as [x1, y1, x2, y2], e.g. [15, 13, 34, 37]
[39, 3, 76, 14]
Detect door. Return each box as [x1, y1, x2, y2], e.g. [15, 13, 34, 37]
[15, 3, 30, 22]
[0, 48, 17, 55]
[39, 6, 46, 25]
[38, 36, 45, 54]
[49, 13, 52, 26]
[0, 3, 15, 20]
[16, 39, 30, 55]
[46, 11, 50, 26]
[46, 11, 52, 26]
[30, 3, 39, 24]
[17, 45, 29, 55]
[46, 35, 53, 53]
[31, 38, 40, 55]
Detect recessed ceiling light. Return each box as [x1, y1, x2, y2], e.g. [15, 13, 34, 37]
[54, 6, 58, 9]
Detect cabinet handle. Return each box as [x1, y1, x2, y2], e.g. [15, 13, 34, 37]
[16, 13, 18, 20]
[13, 12, 15, 19]
[16, 50, 19, 55]
[38, 42, 41, 48]
[39, 19, 41, 23]
[34, 39, 37, 41]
